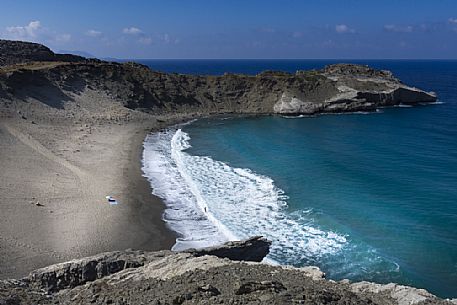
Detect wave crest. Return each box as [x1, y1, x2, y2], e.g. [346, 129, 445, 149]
[142, 128, 347, 262]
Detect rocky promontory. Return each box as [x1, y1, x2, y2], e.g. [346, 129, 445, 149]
[0, 40, 436, 121]
[1, 238, 455, 305]
[0, 40, 446, 304]
[0, 39, 90, 67]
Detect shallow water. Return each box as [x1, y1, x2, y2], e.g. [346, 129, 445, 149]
[141, 60, 457, 298]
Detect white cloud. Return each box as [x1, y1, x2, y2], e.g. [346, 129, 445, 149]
[335, 24, 355, 34]
[138, 37, 152, 45]
[2, 20, 71, 45]
[384, 24, 413, 33]
[86, 29, 102, 37]
[122, 27, 142, 35]
[448, 18, 457, 24]
[55, 33, 71, 42]
[158, 33, 179, 44]
[162, 33, 170, 43]
[6, 20, 42, 39]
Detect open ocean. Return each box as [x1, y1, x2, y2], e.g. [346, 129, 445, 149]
[140, 60, 457, 298]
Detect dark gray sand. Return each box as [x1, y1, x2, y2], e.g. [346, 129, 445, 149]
[0, 115, 176, 279]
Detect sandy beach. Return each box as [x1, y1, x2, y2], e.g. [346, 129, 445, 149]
[0, 90, 177, 279]
[1, 35, 455, 302]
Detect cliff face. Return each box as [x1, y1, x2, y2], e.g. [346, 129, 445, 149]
[274, 64, 437, 114]
[0, 238, 454, 305]
[0, 40, 446, 304]
[0, 39, 87, 67]
[0, 40, 436, 119]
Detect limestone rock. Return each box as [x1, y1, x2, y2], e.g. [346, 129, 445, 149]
[272, 65, 437, 115]
[185, 236, 271, 262]
[350, 281, 439, 305]
[24, 237, 271, 293]
[0, 241, 453, 305]
[26, 250, 173, 292]
[0, 39, 437, 120]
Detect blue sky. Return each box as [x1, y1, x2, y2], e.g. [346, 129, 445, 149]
[1, 0, 457, 59]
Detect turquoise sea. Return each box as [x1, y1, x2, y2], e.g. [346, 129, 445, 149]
[140, 60, 457, 298]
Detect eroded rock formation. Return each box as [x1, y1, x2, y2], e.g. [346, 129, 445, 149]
[0, 40, 436, 120]
[0, 40, 447, 304]
[0, 39, 87, 67]
[0, 238, 455, 305]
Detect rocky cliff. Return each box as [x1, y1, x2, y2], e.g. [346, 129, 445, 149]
[1, 238, 455, 305]
[0, 40, 436, 120]
[0, 40, 446, 304]
[0, 39, 89, 67]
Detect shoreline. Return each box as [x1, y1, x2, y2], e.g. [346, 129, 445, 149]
[1, 114, 455, 304]
[0, 43, 449, 300]
[0, 108, 447, 288]
[0, 116, 176, 279]
[123, 125, 177, 250]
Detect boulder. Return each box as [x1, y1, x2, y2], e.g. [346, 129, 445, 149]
[184, 236, 271, 262]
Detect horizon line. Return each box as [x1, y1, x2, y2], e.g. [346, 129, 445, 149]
[108, 58, 457, 61]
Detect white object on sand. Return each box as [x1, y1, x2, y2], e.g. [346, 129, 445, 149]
[105, 195, 118, 205]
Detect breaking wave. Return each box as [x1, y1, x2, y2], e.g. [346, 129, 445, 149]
[142, 128, 347, 264]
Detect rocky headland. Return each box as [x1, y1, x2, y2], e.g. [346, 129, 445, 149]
[0, 39, 449, 304]
[1, 238, 455, 305]
[0, 39, 436, 121]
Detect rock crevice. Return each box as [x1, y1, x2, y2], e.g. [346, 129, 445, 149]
[1, 238, 454, 305]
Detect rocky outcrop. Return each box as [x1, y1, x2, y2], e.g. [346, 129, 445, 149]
[26, 250, 173, 293]
[350, 282, 438, 305]
[273, 64, 437, 115]
[185, 236, 271, 262]
[0, 40, 436, 120]
[0, 40, 446, 304]
[0, 39, 89, 67]
[22, 237, 271, 294]
[0, 60, 436, 118]
[0, 238, 454, 305]
[322, 63, 396, 80]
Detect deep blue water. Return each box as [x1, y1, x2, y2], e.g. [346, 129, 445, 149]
[140, 60, 457, 298]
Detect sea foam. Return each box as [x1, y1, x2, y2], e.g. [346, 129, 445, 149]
[142, 128, 347, 263]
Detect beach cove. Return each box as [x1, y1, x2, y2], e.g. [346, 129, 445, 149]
[139, 59, 457, 298]
[1, 39, 455, 303]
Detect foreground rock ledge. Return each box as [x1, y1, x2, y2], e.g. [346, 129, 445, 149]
[1, 237, 456, 305]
